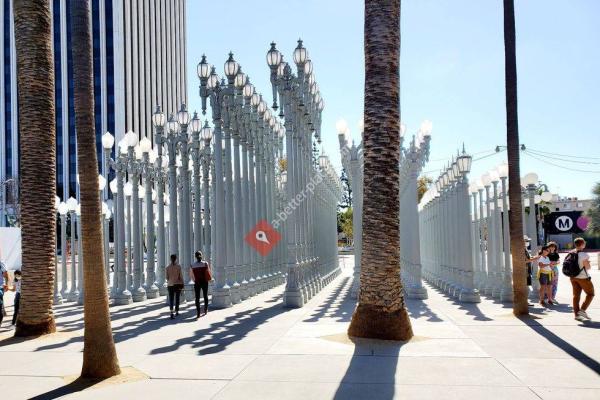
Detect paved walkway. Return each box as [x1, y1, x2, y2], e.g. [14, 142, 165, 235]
[1, 255, 599, 399]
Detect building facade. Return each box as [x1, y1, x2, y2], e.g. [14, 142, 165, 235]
[0, 0, 187, 225]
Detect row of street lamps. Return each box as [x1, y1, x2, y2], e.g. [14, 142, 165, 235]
[52, 40, 341, 310]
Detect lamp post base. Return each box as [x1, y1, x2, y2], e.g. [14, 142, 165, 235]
[53, 293, 63, 305]
[240, 279, 249, 300]
[132, 287, 147, 302]
[212, 285, 232, 309]
[284, 288, 304, 308]
[500, 288, 514, 302]
[158, 282, 168, 296]
[145, 284, 159, 299]
[113, 290, 133, 305]
[407, 285, 428, 300]
[459, 288, 481, 303]
[67, 290, 79, 302]
[231, 281, 241, 304]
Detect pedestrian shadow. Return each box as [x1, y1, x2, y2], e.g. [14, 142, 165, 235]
[303, 277, 353, 323]
[333, 336, 403, 400]
[150, 298, 292, 355]
[519, 316, 600, 374]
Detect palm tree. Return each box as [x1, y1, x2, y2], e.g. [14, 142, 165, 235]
[503, 0, 528, 316]
[13, 0, 57, 337]
[70, 0, 120, 378]
[348, 0, 413, 341]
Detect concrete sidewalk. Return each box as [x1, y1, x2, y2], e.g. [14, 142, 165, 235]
[1, 255, 599, 399]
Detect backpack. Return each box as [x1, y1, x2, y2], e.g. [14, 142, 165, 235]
[562, 250, 582, 277]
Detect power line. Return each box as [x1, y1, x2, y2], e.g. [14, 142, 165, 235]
[524, 146, 600, 161]
[523, 150, 600, 174]
[525, 148, 600, 165]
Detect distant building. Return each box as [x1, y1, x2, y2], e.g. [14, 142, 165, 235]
[1, 0, 187, 225]
[550, 196, 592, 213]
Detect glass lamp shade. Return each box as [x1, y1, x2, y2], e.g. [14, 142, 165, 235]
[177, 104, 190, 125]
[435, 179, 442, 192]
[257, 100, 267, 114]
[264, 109, 272, 124]
[293, 39, 307, 65]
[125, 130, 139, 147]
[243, 82, 254, 98]
[224, 52, 239, 79]
[54, 195, 60, 209]
[139, 137, 152, 153]
[308, 74, 315, 87]
[541, 191, 553, 202]
[119, 139, 128, 155]
[318, 98, 324, 110]
[279, 125, 286, 138]
[164, 209, 170, 223]
[167, 115, 180, 134]
[419, 120, 433, 137]
[234, 71, 247, 88]
[67, 196, 78, 211]
[108, 178, 117, 194]
[335, 119, 348, 135]
[105, 209, 112, 220]
[201, 121, 214, 141]
[102, 202, 109, 215]
[497, 162, 509, 178]
[534, 194, 542, 204]
[124, 182, 133, 197]
[522, 172, 538, 186]
[176, 155, 182, 168]
[75, 205, 81, 216]
[134, 145, 143, 160]
[251, 92, 261, 107]
[451, 162, 459, 179]
[196, 55, 212, 79]
[469, 183, 477, 194]
[161, 155, 168, 169]
[58, 202, 69, 216]
[98, 174, 107, 191]
[207, 68, 219, 89]
[102, 131, 115, 149]
[266, 42, 282, 67]
[149, 148, 158, 164]
[277, 62, 288, 77]
[481, 172, 492, 187]
[304, 59, 313, 75]
[400, 123, 406, 138]
[319, 155, 328, 168]
[489, 170, 500, 183]
[457, 154, 472, 174]
[523, 198, 530, 207]
[310, 82, 317, 95]
[281, 171, 287, 184]
[476, 179, 484, 190]
[190, 112, 201, 133]
[152, 105, 166, 127]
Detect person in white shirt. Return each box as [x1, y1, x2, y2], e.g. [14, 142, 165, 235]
[0, 261, 8, 325]
[11, 270, 21, 325]
[571, 238, 594, 322]
[537, 246, 554, 306]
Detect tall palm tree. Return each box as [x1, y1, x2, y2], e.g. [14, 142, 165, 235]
[503, 0, 528, 316]
[13, 0, 57, 337]
[71, 0, 120, 378]
[348, 0, 413, 341]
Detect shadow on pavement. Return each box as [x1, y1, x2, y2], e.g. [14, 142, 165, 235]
[303, 277, 353, 323]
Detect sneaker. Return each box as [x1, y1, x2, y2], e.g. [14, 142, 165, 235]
[578, 310, 591, 320]
[170, 312, 174, 320]
[575, 315, 586, 322]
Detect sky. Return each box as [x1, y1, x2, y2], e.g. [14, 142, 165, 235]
[186, 0, 600, 200]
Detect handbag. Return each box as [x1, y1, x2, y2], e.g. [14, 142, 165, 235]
[174, 283, 184, 292]
[204, 262, 213, 281]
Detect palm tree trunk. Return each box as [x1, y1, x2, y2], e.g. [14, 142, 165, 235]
[503, 0, 528, 316]
[13, 0, 57, 337]
[348, 0, 413, 341]
[70, 0, 121, 378]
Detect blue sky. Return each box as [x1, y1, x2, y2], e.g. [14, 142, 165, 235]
[186, 0, 600, 199]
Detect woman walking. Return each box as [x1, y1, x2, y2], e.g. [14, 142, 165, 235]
[189, 251, 212, 319]
[537, 245, 554, 306]
[547, 242, 560, 303]
[165, 254, 184, 319]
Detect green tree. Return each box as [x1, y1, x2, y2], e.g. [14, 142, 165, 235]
[417, 176, 432, 202]
[587, 182, 600, 235]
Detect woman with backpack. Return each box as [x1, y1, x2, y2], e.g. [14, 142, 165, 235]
[537, 245, 555, 306]
[189, 251, 212, 319]
[547, 242, 561, 303]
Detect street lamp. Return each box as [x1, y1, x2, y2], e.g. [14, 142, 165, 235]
[58, 201, 69, 298]
[66, 196, 78, 301]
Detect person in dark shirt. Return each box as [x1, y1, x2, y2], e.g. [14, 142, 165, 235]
[189, 251, 212, 319]
[547, 242, 560, 303]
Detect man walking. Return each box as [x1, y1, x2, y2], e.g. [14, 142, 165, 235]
[571, 238, 594, 322]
